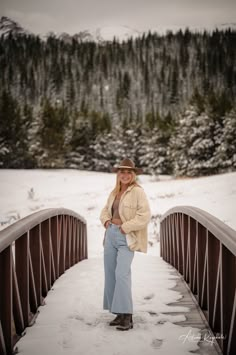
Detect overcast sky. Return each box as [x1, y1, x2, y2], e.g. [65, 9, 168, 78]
[1, 0, 236, 38]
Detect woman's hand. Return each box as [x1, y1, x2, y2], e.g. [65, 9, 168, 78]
[104, 220, 111, 229]
[119, 226, 126, 234]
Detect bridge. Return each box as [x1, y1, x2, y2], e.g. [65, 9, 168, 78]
[0, 206, 235, 355]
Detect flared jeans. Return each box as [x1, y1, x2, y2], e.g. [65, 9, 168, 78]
[103, 223, 134, 314]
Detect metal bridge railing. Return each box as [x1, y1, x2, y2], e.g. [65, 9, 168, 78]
[0, 208, 87, 355]
[160, 206, 236, 355]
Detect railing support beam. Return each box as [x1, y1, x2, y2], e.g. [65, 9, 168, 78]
[160, 206, 236, 355]
[0, 208, 87, 355]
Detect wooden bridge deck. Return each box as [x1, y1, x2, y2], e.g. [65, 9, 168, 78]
[15, 254, 223, 355]
[165, 268, 223, 355]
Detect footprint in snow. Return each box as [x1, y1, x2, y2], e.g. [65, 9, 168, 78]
[151, 338, 163, 349]
[144, 293, 155, 300]
[148, 311, 158, 316]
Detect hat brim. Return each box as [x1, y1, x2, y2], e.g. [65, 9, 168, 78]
[112, 166, 143, 174]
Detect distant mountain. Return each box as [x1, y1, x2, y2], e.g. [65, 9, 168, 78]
[93, 26, 143, 41]
[0, 16, 31, 37]
[0, 16, 143, 42]
[1, 16, 236, 43]
[43, 26, 143, 43]
[219, 22, 236, 30]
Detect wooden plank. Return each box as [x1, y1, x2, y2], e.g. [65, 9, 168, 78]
[163, 267, 223, 355]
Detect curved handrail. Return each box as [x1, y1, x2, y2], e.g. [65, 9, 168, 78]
[160, 206, 236, 256]
[160, 206, 236, 355]
[0, 208, 86, 253]
[0, 208, 87, 355]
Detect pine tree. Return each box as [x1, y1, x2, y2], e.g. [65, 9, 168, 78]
[214, 109, 236, 172]
[170, 106, 217, 176]
[0, 91, 35, 168]
[38, 99, 69, 167]
[1, 27, 236, 174]
[139, 126, 172, 175]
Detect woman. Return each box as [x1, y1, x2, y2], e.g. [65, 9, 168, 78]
[100, 158, 151, 331]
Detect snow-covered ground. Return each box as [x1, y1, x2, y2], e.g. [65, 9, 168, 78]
[0, 169, 235, 355]
[1, 169, 235, 255]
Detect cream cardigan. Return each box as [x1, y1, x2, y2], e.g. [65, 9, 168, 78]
[100, 184, 151, 253]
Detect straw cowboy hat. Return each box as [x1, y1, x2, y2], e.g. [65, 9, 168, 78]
[112, 158, 143, 174]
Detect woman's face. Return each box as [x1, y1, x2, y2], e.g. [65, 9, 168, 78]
[118, 169, 134, 186]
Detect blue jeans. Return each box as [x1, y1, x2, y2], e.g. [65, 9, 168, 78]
[103, 223, 134, 314]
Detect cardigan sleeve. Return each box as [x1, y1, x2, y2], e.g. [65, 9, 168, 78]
[121, 188, 151, 233]
[100, 193, 113, 227]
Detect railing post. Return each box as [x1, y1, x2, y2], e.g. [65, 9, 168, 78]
[164, 219, 168, 261]
[182, 214, 188, 279]
[0, 208, 87, 355]
[41, 220, 51, 290]
[79, 222, 82, 261]
[58, 215, 64, 276]
[75, 220, 79, 263]
[202, 230, 208, 312]
[166, 217, 170, 263]
[71, 218, 76, 265]
[189, 217, 196, 291]
[172, 215, 178, 269]
[159, 222, 163, 257]
[160, 206, 236, 355]
[59, 216, 66, 275]
[51, 216, 59, 280]
[169, 215, 174, 266]
[12, 262, 25, 335]
[207, 232, 220, 332]
[15, 233, 30, 327]
[29, 225, 42, 306]
[0, 321, 7, 355]
[160, 221, 165, 259]
[65, 216, 72, 270]
[0, 246, 13, 355]
[186, 216, 190, 283]
[192, 220, 198, 295]
[197, 223, 207, 310]
[177, 213, 183, 274]
[221, 245, 236, 354]
[84, 222, 88, 259]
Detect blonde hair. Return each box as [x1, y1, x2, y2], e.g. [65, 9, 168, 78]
[112, 170, 139, 195]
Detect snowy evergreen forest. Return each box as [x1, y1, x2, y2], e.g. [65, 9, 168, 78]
[0, 17, 236, 176]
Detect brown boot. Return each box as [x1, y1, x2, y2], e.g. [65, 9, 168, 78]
[116, 314, 133, 331]
[109, 314, 124, 326]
